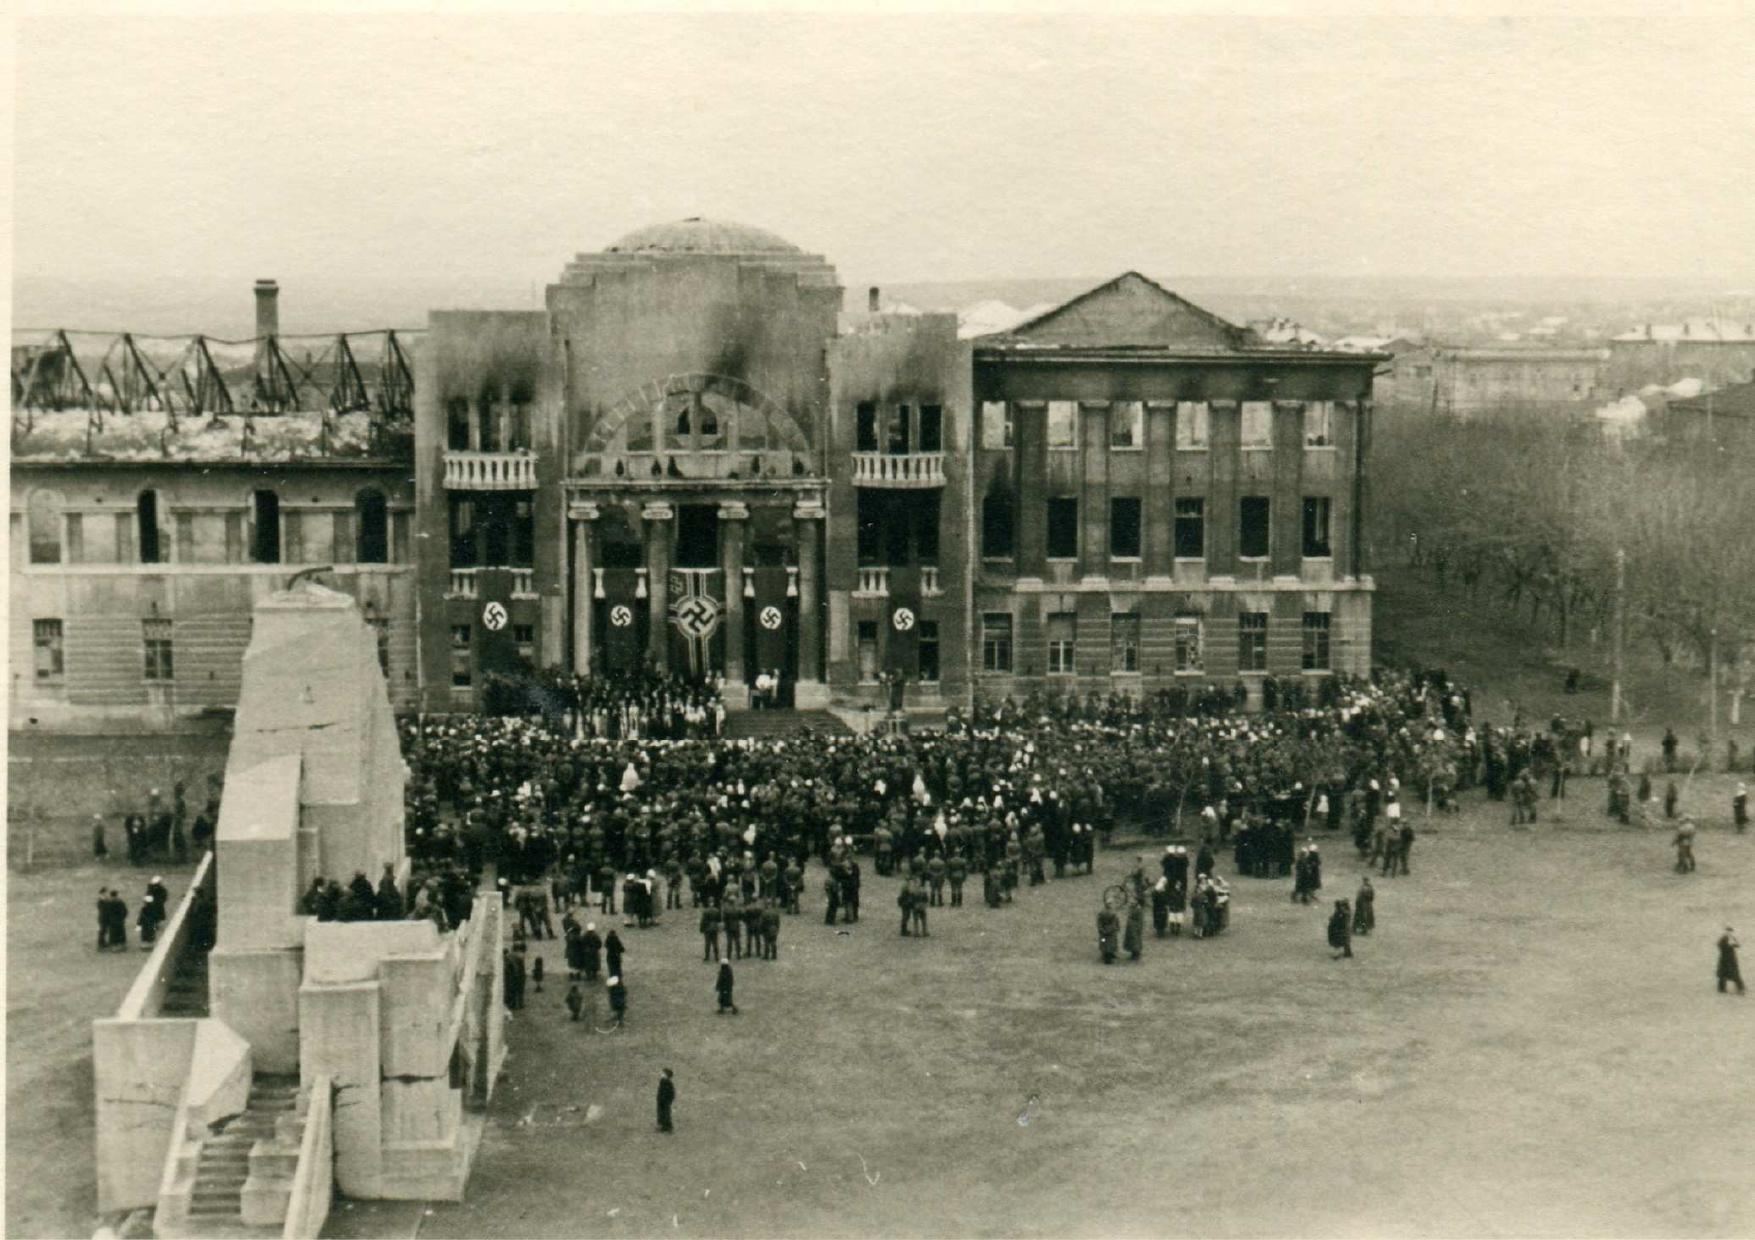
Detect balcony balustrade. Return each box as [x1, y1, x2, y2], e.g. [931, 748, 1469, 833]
[851, 452, 944, 488]
[443, 450, 537, 490]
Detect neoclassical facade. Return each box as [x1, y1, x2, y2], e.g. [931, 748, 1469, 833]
[11, 217, 1382, 728]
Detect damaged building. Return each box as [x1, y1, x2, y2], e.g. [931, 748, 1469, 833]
[12, 219, 1383, 727]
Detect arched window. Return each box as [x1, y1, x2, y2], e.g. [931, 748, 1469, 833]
[355, 488, 389, 564]
[251, 489, 281, 564]
[137, 490, 162, 565]
[27, 489, 64, 565]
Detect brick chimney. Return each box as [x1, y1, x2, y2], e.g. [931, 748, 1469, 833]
[868, 286, 881, 313]
[255, 279, 280, 339]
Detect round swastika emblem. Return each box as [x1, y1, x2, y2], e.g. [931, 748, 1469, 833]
[609, 604, 634, 628]
[892, 607, 916, 632]
[759, 605, 783, 631]
[481, 601, 508, 632]
[673, 594, 721, 639]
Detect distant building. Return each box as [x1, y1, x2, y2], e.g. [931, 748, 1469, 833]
[1606, 320, 1755, 392]
[1660, 378, 1755, 451]
[1374, 343, 1604, 417]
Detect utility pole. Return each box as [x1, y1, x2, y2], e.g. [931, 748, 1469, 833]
[1709, 626, 1719, 753]
[1611, 546, 1626, 724]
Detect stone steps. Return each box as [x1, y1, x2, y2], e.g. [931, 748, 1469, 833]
[723, 708, 852, 739]
[162, 1074, 307, 1238]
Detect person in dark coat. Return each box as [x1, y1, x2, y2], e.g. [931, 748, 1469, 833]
[715, 962, 738, 1014]
[137, 883, 166, 948]
[1353, 877, 1376, 935]
[1717, 928, 1744, 995]
[1123, 902, 1144, 962]
[565, 981, 584, 1021]
[604, 929, 625, 978]
[1195, 844, 1215, 879]
[1734, 783, 1748, 833]
[606, 974, 627, 1027]
[581, 922, 603, 981]
[92, 815, 108, 861]
[503, 951, 526, 1010]
[1150, 879, 1170, 937]
[656, 1068, 676, 1132]
[1328, 899, 1354, 959]
[1664, 781, 1680, 820]
[1097, 908, 1120, 964]
[700, 902, 722, 962]
[376, 865, 403, 921]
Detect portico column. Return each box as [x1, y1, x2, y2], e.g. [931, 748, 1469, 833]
[719, 502, 750, 707]
[793, 499, 827, 707]
[569, 502, 599, 675]
[643, 502, 674, 672]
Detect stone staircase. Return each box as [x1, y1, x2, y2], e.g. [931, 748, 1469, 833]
[169, 1075, 304, 1239]
[723, 708, 852, 739]
[159, 950, 209, 1019]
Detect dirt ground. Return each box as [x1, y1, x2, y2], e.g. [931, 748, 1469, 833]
[329, 798, 1753, 1240]
[5, 857, 201, 1239]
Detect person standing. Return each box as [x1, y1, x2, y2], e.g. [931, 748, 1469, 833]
[92, 814, 108, 861]
[656, 1069, 677, 1132]
[95, 887, 112, 951]
[137, 883, 166, 949]
[606, 974, 627, 1027]
[1123, 900, 1144, 962]
[1734, 783, 1748, 833]
[1328, 899, 1354, 959]
[1717, 928, 1744, 995]
[1674, 821, 1697, 874]
[699, 901, 722, 962]
[715, 962, 738, 1015]
[605, 928, 626, 979]
[1664, 780, 1680, 820]
[1097, 907, 1120, 963]
[581, 922, 603, 982]
[565, 980, 584, 1022]
[1353, 877, 1376, 936]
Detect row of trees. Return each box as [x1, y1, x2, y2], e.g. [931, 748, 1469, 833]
[1371, 410, 1753, 690]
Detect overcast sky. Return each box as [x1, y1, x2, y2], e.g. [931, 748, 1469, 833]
[14, 13, 1755, 299]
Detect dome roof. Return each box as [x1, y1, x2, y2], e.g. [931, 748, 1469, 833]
[605, 217, 802, 257]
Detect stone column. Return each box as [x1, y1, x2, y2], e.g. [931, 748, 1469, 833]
[793, 499, 827, 708]
[569, 502, 598, 675]
[642, 502, 673, 672]
[718, 501, 750, 708]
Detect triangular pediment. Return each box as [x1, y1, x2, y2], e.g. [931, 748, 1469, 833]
[996, 272, 1253, 351]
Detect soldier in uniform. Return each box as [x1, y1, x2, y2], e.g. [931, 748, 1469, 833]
[699, 901, 722, 962]
[1097, 907, 1120, 964]
[926, 853, 947, 906]
[947, 851, 968, 907]
[759, 900, 781, 960]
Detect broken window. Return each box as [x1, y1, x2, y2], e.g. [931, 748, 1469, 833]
[1239, 496, 1271, 559]
[356, 489, 389, 564]
[250, 490, 280, 564]
[1174, 497, 1205, 559]
[1109, 496, 1142, 559]
[982, 486, 1015, 559]
[1047, 401, 1077, 449]
[1241, 401, 1274, 449]
[980, 402, 1013, 450]
[1046, 497, 1078, 560]
[1111, 401, 1143, 449]
[139, 490, 164, 565]
[917, 620, 940, 683]
[1302, 496, 1333, 558]
[887, 405, 911, 455]
[919, 405, 943, 452]
[450, 624, 472, 687]
[856, 402, 878, 452]
[1175, 402, 1209, 449]
[27, 489, 64, 565]
[446, 397, 471, 451]
[1303, 401, 1334, 447]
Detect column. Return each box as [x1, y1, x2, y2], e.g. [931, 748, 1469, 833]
[718, 502, 749, 708]
[569, 502, 598, 675]
[1016, 402, 1048, 579]
[793, 499, 827, 708]
[643, 502, 673, 672]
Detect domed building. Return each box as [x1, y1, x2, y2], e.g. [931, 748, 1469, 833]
[405, 218, 1383, 717]
[8, 216, 1382, 730]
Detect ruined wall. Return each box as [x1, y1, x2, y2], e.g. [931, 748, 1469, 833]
[10, 461, 417, 730]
